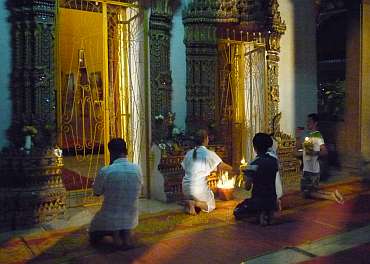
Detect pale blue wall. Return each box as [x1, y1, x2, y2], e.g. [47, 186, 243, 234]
[170, 0, 188, 132]
[279, 0, 317, 135]
[0, 0, 11, 149]
[292, 0, 318, 130]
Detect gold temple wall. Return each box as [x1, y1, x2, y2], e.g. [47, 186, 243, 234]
[338, 1, 370, 167]
[216, 40, 268, 168]
[59, 8, 103, 80]
[361, 3, 370, 160]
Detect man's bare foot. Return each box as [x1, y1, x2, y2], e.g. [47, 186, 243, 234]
[334, 190, 344, 204]
[259, 211, 268, 226]
[277, 199, 282, 211]
[259, 211, 273, 226]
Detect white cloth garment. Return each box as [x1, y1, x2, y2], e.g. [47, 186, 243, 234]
[90, 158, 143, 231]
[181, 146, 222, 212]
[267, 141, 283, 199]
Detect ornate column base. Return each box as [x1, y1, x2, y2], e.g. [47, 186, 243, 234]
[0, 148, 66, 230]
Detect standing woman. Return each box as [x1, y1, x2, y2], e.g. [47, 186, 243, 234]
[181, 129, 233, 215]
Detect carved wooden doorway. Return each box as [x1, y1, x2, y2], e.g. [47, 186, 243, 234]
[218, 40, 267, 167]
[57, 0, 147, 205]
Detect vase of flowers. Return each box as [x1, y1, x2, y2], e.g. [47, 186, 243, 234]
[22, 125, 38, 154]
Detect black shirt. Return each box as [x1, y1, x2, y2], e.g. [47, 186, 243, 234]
[245, 153, 278, 200]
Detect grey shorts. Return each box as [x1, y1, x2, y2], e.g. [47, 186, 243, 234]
[301, 171, 320, 194]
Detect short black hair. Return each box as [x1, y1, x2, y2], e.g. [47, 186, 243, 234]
[108, 138, 127, 155]
[252, 133, 271, 154]
[308, 113, 319, 123]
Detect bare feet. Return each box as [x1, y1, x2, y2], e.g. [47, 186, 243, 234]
[277, 199, 282, 211]
[259, 211, 273, 226]
[334, 190, 344, 204]
[184, 200, 196, 215]
[259, 212, 267, 226]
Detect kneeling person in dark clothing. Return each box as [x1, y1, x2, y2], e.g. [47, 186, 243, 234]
[234, 133, 278, 226]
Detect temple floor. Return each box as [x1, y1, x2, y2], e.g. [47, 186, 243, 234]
[0, 174, 369, 264]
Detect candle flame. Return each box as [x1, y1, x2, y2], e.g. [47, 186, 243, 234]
[241, 157, 246, 164]
[217, 171, 235, 189]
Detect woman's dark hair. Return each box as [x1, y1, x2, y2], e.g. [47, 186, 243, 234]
[108, 138, 127, 156]
[193, 129, 208, 160]
[252, 133, 271, 154]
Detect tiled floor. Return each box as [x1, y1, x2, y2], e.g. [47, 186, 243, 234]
[76, 191, 370, 264]
[1, 172, 369, 264]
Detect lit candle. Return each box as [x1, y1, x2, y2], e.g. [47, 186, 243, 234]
[240, 157, 247, 169]
[237, 158, 247, 187]
[303, 137, 314, 152]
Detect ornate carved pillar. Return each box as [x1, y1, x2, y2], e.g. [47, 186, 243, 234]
[8, 0, 59, 148]
[0, 0, 66, 229]
[265, 0, 286, 132]
[150, 0, 174, 141]
[183, 12, 218, 133]
[178, 0, 299, 192]
[182, 0, 287, 134]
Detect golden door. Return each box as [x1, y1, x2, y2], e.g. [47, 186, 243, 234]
[57, 0, 148, 205]
[218, 39, 267, 167]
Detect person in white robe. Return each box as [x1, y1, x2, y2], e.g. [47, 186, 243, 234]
[181, 129, 232, 215]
